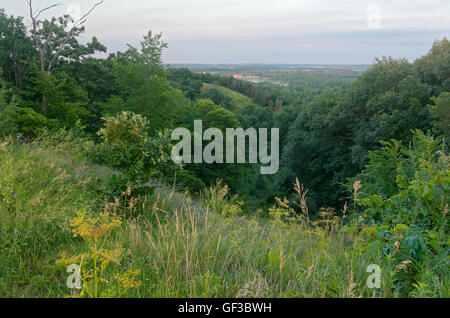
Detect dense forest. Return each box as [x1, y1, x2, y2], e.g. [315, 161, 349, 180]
[0, 4, 448, 298]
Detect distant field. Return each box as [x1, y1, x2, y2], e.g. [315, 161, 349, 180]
[172, 64, 366, 88]
[168, 64, 371, 73]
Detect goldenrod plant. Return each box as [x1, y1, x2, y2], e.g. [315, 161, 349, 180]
[56, 210, 141, 298]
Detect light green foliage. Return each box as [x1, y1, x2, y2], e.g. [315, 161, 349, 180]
[0, 134, 114, 296]
[109, 30, 189, 134]
[198, 180, 243, 218]
[91, 111, 176, 183]
[56, 210, 142, 298]
[15, 107, 47, 136]
[359, 130, 448, 230]
[202, 83, 256, 111]
[356, 131, 449, 296]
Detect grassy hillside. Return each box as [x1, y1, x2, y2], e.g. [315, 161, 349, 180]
[1, 135, 447, 298]
[203, 83, 258, 110]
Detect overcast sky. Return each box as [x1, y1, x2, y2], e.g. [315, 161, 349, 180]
[2, 0, 449, 64]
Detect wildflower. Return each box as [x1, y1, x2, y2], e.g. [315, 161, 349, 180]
[57, 209, 144, 298]
[395, 260, 412, 273]
[12, 192, 18, 197]
[353, 181, 362, 194]
[70, 210, 122, 239]
[122, 186, 131, 197]
[115, 269, 142, 289]
[56, 251, 90, 266]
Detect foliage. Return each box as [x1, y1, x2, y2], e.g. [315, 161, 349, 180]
[356, 131, 449, 295]
[109, 31, 188, 135]
[281, 39, 448, 210]
[429, 92, 450, 146]
[56, 210, 141, 298]
[21, 69, 91, 129]
[0, 82, 19, 136]
[358, 130, 449, 231]
[90, 111, 177, 184]
[198, 180, 244, 218]
[0, 9, 35, 89]
[0, 4, 448, 299]
[1, 135, 448, 298]
[0, 134, 115, 296]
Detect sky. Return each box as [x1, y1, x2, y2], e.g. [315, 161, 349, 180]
[2, 0, 449, 64]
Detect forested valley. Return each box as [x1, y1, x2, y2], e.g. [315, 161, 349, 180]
[0, 5, 448, 298]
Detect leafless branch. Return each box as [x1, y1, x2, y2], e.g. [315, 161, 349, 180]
[35, 3, 62, 20]
[47, 0, 104, 74]
[74, 1, 104, 28]
[27, 0, 39, 49]
[26, 0, 104, 75]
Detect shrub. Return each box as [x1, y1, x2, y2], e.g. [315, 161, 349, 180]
[90, 111, 177, 183]
[356, 130, 449, 296]
[358, 130, 449, 231]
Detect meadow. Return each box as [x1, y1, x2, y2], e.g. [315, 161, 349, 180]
[0, 133, 447, 298]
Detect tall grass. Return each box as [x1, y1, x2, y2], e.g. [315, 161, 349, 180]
[0, 135, 115, 296]
[0, 136, 447, 297]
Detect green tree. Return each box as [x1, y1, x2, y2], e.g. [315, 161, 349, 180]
[429, 92, 450, 146]
[109, 30, 189, 134]
[27, 1, 105, 76]
[413, 37, 450, 96]
[23, 68, 90, 128]
[0, 9, 35, 89]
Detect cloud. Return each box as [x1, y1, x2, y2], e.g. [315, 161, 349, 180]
[2, 0, 449, 63]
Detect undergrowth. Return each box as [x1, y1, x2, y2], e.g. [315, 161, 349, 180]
[0, 134, 448, 298]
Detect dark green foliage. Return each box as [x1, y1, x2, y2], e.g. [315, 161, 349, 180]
[181, 99, 248, 194]
[22, 69, 91, 129]
[429, 92, 450, 146]
[200, 87, 233, 110]
[280, 40, 448, 210]
[0, 3, 448, 218]
[167, 68, 204, 100]
[413, 37, 450, 97]
[0, 4, 449, 299]
[0, 9, 35, 89]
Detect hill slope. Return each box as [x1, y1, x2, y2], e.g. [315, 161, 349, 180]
[0, 136, 447, 297]
[202, 82, 258, 110]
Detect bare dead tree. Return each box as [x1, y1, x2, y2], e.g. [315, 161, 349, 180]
[27, 0, 104, 76]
